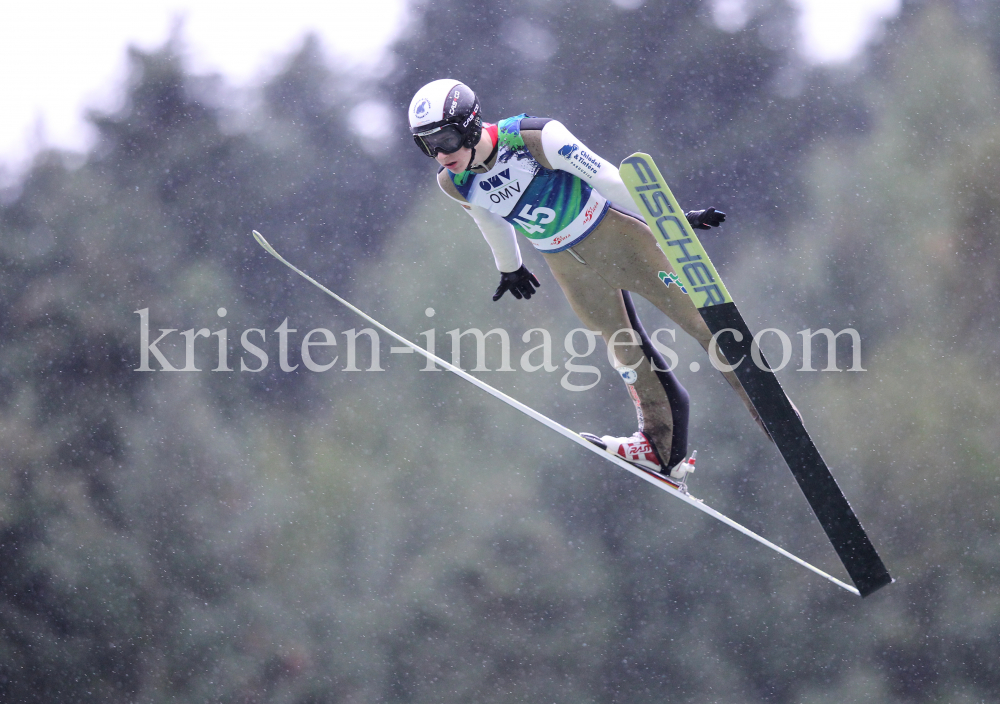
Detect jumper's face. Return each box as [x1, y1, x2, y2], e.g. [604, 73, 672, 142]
[436, 145, 471, 173]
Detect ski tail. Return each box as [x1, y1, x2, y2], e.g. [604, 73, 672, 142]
[618, 154, 892, 597]
[700, 304, 892, 596]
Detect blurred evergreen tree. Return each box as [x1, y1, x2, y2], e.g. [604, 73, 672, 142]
[0, 35, 424, 702]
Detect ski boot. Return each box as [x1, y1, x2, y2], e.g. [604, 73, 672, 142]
[581, 431, 661, 472]
[581, 431, 697, 489]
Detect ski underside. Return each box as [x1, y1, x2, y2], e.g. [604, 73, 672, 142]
[619, 153, 891, 598]
[253, 229, 863, 597]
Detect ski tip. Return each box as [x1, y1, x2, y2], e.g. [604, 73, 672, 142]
[252, 229, 281, 260]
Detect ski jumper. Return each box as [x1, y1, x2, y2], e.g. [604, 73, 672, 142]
[437, 115, 753, 467]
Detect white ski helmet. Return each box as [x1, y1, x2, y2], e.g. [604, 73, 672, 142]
[408, 79, 482, 157]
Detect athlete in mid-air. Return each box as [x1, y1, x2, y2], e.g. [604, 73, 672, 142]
[408, 79, 767, 479]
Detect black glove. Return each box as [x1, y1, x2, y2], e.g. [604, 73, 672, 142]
[492, 265, 541, 301]
[685, 207, 726, 230]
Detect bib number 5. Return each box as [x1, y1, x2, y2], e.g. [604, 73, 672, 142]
[513, 204, 556, 235]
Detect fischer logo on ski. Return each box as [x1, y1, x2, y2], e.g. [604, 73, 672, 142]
[622, 156, 731, 308]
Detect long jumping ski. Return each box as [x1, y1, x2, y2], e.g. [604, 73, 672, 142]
[619, 153, 891, 597]
[252, 229, 862, 596]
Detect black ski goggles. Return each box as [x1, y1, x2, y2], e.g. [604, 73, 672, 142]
[413, 124, 465, 157]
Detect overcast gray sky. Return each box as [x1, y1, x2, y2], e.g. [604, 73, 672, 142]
[0, 0, 899, 171]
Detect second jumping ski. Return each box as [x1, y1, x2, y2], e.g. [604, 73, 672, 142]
[252, 228, 863, 597]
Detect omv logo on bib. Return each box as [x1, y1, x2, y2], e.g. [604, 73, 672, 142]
[478, 169, 514, 191]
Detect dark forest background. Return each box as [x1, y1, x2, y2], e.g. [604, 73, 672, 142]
[2, 0, 1000, 701]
